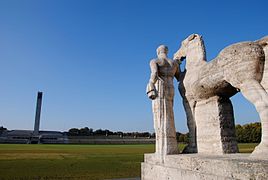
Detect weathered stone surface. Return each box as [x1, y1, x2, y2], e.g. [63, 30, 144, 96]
[146, 45, 180, 157]
[143, 35, 268, 180]
[142, 153, 268, 180]
[174, 34, 268, 158]
[195, 96, 238, 154]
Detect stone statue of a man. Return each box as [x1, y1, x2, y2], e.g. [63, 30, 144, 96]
[147, 45, 180, 155]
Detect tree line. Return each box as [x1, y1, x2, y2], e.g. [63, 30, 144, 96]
[235, 122, 261, 143]
[68, 122, 261, 143]
[0, 122, 262, 143]
[67, 127, 190, 142]
[68, 127, 153, 138]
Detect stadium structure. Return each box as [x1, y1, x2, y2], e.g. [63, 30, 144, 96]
[0, 92, 68, 144]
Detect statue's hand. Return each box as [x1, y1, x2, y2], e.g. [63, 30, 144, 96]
[148, 91, 157, 100]
[146, 83, 157, 100]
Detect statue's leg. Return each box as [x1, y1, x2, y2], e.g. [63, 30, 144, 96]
[164, 97, 179, 155]
[240, 79, 268, 159]
[153, 98, 162, 155]
[153, 80, 178, 156]
[182, 98, 197, 153]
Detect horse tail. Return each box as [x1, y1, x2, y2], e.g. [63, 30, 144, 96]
[256, 36, 268, 90]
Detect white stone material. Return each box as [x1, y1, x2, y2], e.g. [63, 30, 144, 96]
[141, 153, 268, 180]
[146, 45, 180, 156]
[195, 96, 238, 154]
[174, 34, 268, 158]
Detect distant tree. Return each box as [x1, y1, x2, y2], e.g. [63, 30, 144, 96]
[68, 128, 80, 136]
[94, 129, 106, 135]
[124, 132, 132, 136]
[80, 127, 90, 136]
[143, 132, 151, 137]
[89, 128, 93, 135]
[176, 132, 181, 141]
[176, 132, 189, 143]
[235, 122, 261, 143]
[0, 126, 7, 131]
[178, 134, 185, 142]
[184, 133, 189, 143]
[0, 126, 7, 135]
[137, 132, 150, 137]
[235, 124, 244, 142]
[105, 129, 113, 136]
[116, 131, 123, 137]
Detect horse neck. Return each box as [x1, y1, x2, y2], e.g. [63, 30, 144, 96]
[185, 40, 207, 70]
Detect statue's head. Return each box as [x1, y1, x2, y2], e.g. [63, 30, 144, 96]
[157, 45, 168, 56]
[173, 34, 202, 61]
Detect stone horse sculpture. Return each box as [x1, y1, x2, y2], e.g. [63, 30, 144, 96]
[174, 34, 268, 158]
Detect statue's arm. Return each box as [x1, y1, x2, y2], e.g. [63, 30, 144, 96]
[149, 60, 158, 85]
[146, 59, 158, 100]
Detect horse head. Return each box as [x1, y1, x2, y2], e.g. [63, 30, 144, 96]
[173, 34, 204, 63]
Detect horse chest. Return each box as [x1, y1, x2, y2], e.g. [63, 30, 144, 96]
[187, 81, 236, 100]
[182, 68, 236, 99]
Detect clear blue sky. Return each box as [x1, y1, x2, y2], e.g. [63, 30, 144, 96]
[0, 0, 267, 133]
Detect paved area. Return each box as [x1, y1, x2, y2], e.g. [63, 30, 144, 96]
[106, 178, 140, 180]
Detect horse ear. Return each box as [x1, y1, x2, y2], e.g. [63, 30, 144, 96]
[188, 34, 196, 41]
[194, 34, 202, 39]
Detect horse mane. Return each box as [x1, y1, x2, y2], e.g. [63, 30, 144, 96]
[199, 38, 207, 62]
[186, 35, 207, 67]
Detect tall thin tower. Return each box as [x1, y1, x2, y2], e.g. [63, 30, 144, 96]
[33, 91, 43, 135]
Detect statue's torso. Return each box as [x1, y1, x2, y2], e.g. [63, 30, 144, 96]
[155, 58, 178, 86]
[153, 58, 178, 100]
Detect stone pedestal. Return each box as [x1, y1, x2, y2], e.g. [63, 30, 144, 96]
[195, 96, 238, 154]
[141, 153, 268, 180]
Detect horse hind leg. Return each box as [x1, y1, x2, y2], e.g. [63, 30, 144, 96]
[260, 45, 268, 91]
[239, 79, 268, 159]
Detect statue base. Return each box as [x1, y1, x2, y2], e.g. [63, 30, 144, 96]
[141, 153, 268, 180]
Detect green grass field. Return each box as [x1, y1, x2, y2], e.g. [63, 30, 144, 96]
[0, 143, 258, 180]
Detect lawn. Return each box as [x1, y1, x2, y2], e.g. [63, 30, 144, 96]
[0, 143, 258, 180]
